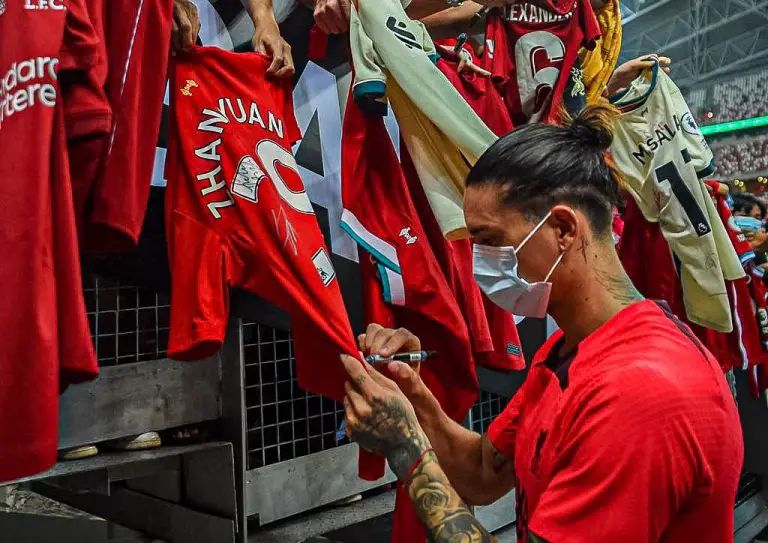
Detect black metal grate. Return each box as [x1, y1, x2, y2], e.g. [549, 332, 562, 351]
[467, 391, 506, 434]
[242, 321, 345, 470]
[83, 272, 170, 366]
[241, 316, 512, 469]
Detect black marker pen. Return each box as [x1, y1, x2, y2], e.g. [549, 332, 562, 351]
[365, 350, 438, 365]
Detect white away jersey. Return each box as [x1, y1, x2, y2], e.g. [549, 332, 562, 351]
[610, 60, 744, 333]
[349, 0, 497, 239]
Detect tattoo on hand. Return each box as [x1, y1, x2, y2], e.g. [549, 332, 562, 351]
[349, 396, 431, 479]
[407, 451, 496, 542]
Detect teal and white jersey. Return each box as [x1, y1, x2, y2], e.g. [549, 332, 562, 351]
[610, 60, 744, 333]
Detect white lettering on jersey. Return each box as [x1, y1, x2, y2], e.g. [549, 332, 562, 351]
[485, 39, 495, 60]
[0, 57, 59, 131]
[24, 0, 64, 10]
[267, 111, 284, 139]
[194, 137, 222, 162]
[515, 31, 565, 121]
[197, 96, 285, 137]
[193, 90, 311, 220]
[198, 101, 229, 134]
[249, 102, 266, 128]
[505, 3, 572, 23]
[630, 113, 702, 165]
[196, 165, 235, 218]
[224, 97, 247, 123]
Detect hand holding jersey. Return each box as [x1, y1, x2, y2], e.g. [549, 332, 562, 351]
[171, 0, 201, 51]
[606, 53, 671, 96]
[243, 0, 296, 77]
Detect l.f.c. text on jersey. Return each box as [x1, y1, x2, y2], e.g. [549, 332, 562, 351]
[24, 0, 65, 10]
[0, 57, 59, 131]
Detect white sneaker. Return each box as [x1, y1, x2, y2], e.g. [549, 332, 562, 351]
[106, 432, 161, 451]
[58, 445, 99, 461]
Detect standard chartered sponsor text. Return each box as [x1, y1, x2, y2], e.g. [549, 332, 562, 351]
[0, 57, 59, 130]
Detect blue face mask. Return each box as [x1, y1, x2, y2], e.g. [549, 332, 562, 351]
[735, 216, 763, 233]
[472, 212, 564, 318]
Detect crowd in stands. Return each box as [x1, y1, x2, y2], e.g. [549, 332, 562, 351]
[686, 68, 768, 125]
[712, 134, 768, 178]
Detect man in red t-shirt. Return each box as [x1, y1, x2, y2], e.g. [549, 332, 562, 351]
[337, 105, 742, 543]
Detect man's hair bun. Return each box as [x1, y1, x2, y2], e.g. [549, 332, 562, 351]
[569, 103, 618, 151]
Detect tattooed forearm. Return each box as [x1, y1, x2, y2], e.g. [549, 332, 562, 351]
[347, 394, 432, 479]
[383, 399, 432, 479]
[406, 451, 496, 543]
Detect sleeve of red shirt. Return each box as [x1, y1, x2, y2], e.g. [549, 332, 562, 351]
[280, 81, 303, 146]
[528, 364, 700, 542]
[486, 379, 527, 458]
[580, 0, 602, 50]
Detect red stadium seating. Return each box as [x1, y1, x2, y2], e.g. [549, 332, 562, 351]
[712, 134, 768, 178]
[686, 68, 768, 126]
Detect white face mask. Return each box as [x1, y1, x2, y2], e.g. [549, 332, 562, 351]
[472, 211, 564, 318]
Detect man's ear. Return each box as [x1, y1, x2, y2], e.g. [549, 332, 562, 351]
[550, 205, 580, 253]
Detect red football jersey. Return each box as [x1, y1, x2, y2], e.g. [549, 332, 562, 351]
[483, 1, 600, 124]
[489, 301, 742, 542]
[621, 193, 766, 376]
[478, 294, 526, 371]
[165, 46, 358, 402]
[706, 184, 768, 393]
[396, 147, 493, 357]
[81, 0, 173, 252]
[59, 0, 107, 385]
[619, 198, 687, 320]
[341, 97, 480, 517]
[435, 39, 513, 136]
[62, 0, 110, 241]
[434, 41, 525, 372]
[712, 187, 768, 368]
[0, 0, 98, 481]
[341, 92, 479, 423]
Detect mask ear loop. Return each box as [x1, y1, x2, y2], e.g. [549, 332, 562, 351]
[544, 253, 565, 282]
[514, 211, 553, 255]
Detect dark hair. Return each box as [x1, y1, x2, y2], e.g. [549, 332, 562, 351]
[465, 103, 623, 237]
[732, 193, 766, 219]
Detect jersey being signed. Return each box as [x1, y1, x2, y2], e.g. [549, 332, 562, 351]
[165, 46, 358, 402]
